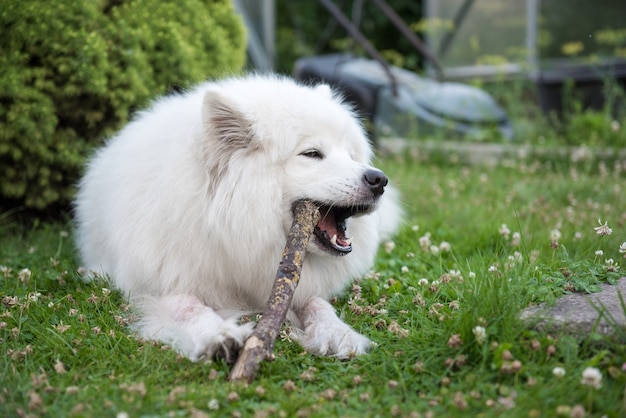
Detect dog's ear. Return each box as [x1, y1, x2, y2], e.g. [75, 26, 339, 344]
[314, 83, 334, 99]
[200, 90, 257, 188]
[202, 89, 253, 150]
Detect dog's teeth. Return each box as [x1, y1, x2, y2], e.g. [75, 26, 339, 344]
[330, 234, 338, 246]
[344, 236, 353, 246]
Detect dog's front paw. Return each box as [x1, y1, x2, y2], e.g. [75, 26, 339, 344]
[295, 321, 372, 359]
[190, 320, 254, 363]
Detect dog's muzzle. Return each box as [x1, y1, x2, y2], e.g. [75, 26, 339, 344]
[312, 168, 388, 256]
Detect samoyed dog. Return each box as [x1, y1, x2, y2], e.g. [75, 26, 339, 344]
[75, 75, 401, 362]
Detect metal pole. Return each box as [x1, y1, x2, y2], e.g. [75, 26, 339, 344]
[318, 0, 398, 95]
[369, 0, 444, 81]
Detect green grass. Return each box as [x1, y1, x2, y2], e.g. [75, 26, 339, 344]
[2, 150, 626, 417]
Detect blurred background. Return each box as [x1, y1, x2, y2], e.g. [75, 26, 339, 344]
[1, 0, 625, 214]
[240, 0, 625, 140]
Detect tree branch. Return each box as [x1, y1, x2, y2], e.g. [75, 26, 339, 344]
[228, 200, 319, 383]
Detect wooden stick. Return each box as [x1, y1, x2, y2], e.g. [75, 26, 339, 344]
[228, 200, 320, 383]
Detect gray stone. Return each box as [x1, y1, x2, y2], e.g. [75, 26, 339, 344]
[520, 278, 626, 336]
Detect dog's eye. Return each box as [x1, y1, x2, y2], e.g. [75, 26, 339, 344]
[300, 149, 324, 159]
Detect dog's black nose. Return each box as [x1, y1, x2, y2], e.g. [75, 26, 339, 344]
[363, 169, 388, 196]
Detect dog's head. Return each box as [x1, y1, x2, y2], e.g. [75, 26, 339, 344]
[279, 120, 388, 256]
[200, 76, 390, 257]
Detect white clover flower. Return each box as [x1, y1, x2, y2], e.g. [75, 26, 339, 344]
[611, 120, 620, 132]
[550, 229, 562, 241]
[468, 271, 476, 279]
[594, 219, 612, 236]
[595, 250, 604, 256]
[418, 278, 429, 286]
[511, 232, 521, 246]
[28, 292, 42, 302]
[412, 225, 420, 231]
[439, 241, 451, 252]
[580, 367, 602, 389]
[448, 269, 462, 280]
[505, 257, 515, 270]
[384, 241, 396, 253]
[1, 266, 12, 278]
[401, 266, 409, 274]
[570, 405, 585, 418]
[604, 259, 620, 272]
[552, 366, 566, 378]
[430, 245, 440, 255]
[499, 224, 511, 239]
[207, 399, 220, 410]
[619, 242, 626, 257]
[18, 268, 31, 284]
[419, 233, 431, 250]
[488, 265, 498, 273]
[102, 288, 111, 296]
[472, 326, 486, 344]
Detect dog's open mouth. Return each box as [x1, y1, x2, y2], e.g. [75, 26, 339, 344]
[313, 203, 373, 255]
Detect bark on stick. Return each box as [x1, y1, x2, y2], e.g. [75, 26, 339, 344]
[228, 200, 320, 383]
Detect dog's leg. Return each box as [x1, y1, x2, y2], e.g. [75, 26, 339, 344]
[293, 297, 372, 359]
[133, 295, 253, 362]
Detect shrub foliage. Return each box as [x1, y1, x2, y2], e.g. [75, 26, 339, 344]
[0, 0, 246, 211]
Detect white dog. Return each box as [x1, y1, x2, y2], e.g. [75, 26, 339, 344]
[74, 75, 401, 362]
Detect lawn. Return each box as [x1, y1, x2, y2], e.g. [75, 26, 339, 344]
[1, 143, 625, 417]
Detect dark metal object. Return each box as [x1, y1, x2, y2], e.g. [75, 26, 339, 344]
[319, 0, 398, 95]
[299, 1, 513, 140]
[437, 0, 475, 59]
[369, 0, 444, 80]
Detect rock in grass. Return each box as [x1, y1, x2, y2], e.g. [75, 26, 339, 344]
[520, 277, 626, 336]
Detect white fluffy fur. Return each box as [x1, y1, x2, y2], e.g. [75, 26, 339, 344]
[75, 75, 402, 361]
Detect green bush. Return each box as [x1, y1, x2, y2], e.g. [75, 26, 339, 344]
[0, 0, 246, 212]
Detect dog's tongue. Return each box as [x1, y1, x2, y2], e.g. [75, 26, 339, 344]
[318, 213, 338, 237]
[318, 210, 352, 249]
